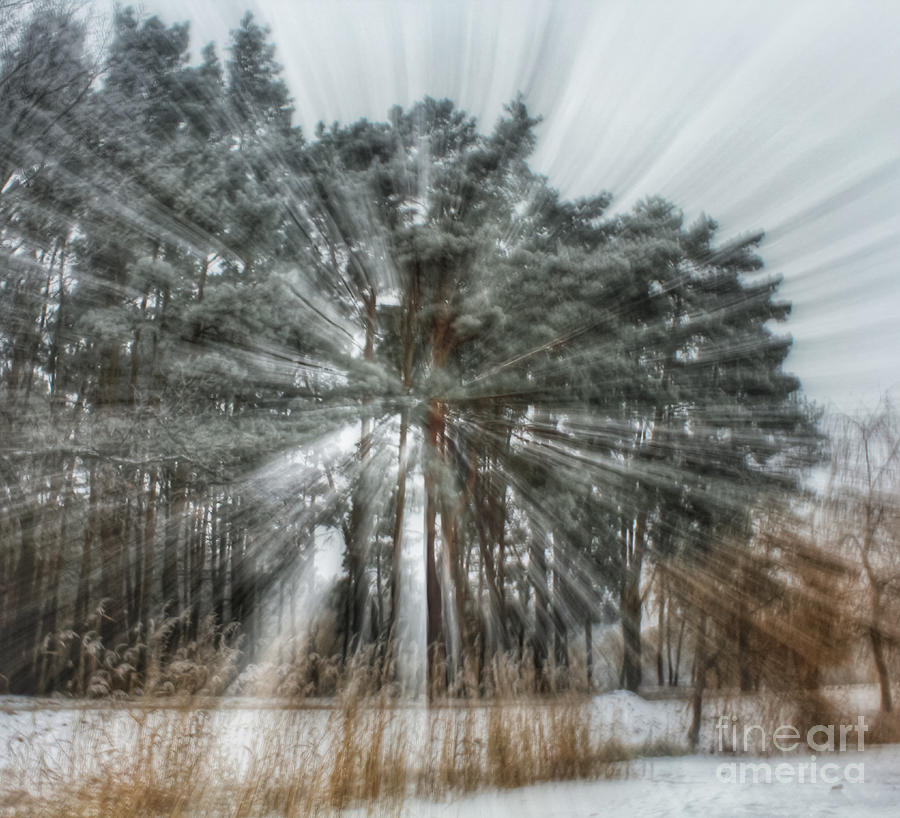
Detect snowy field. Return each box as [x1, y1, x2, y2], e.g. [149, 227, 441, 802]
[343, 745, 900, 818]
[1, 686, 896, 816]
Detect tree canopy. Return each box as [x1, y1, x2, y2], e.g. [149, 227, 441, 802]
[0, 5, 818, 698]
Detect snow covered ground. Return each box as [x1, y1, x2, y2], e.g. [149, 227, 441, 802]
[1, 686, 895, 816]
[346, 745, 900, 818]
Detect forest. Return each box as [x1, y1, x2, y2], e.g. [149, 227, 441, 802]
[1, 3, 898, 730]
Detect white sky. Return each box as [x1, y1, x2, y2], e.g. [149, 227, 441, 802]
[115, 0, 900, 412]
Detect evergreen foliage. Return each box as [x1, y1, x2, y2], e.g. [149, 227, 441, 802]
[0, 4, 819, 697]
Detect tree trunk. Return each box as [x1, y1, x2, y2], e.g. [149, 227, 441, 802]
[8, 494, 38, 693]
[213, 497, 228, 637]
[198, 254, 210, 301]
[673, 616, 685, 687]
[389, 406, 409, 643]
[585, 618, 593, 691]
[620, 512, 646, 692]
[656, 578, 665, 687]
[74, 462, 96, 629]
[530, 533, 550, 692]
[98, 462, 125, 651]
[39, 459, 73, 693]
[870, 624, 893, 713]
[140, 468, 157, 630]
[440, 484, 467, 689]
[163, 464, 187, 612]
[425, 400, 445, 695]
[345, 288, 377, 655]
[552, 545, 569, 685]
[737, 601, 753, 692]
[390, 268, 417, 653]
[189, 502, 207, 641]
[688, 613, 708, 750]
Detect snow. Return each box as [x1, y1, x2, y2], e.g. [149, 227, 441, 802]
[592, 689, 689, 746]
[1, 687, 897, 815]
[344, 746, 900, 817]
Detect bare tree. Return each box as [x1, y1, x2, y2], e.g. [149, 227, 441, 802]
[824, 400, 900, 712]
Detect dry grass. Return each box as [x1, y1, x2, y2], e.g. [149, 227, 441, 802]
[0, 692, 641, 817]
[703, 684, 884, 759]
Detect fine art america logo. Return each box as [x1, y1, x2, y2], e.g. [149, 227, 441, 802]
[714, 714, 868, 785]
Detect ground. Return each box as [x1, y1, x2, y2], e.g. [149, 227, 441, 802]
[1, 686, 896, 816]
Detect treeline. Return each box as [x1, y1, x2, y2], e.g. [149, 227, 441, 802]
[0, 3, 834, 699]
